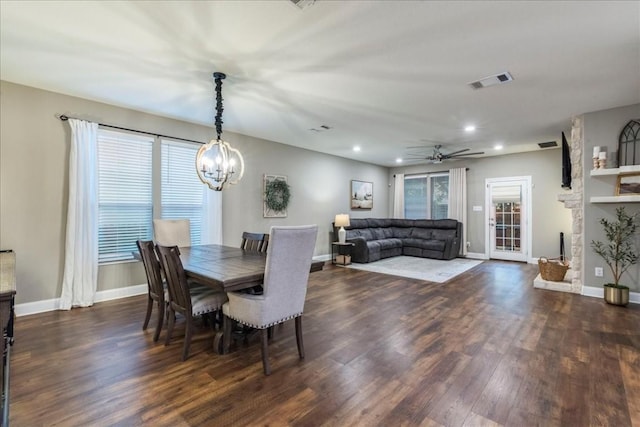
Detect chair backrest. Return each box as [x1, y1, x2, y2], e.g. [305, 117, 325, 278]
[156, 245, 192, 315]
[153, 219, 191, 247]
[240, 232, 269, 252]
[262, 225, 317, 318]
[136, 240, 164, 301]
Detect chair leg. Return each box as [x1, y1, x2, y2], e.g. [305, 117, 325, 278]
[222, 315, 233, 355]
[295, 316, 305, 359]
[153, 300, 164, 342]
[142, 296, 153, 330]
[165, 310, 175, 346]
[261, 328, 271, 375]
[182, 315, 193, 361]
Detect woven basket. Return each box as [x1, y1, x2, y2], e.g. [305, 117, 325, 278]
[538, 257, 569, 281]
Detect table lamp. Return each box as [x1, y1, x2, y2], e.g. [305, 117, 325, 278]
[334, 214, 350, 244]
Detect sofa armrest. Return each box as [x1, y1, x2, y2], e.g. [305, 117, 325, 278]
[347, 237, 369, 263]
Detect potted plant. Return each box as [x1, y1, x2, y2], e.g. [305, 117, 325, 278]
[590, 206, 639, 306]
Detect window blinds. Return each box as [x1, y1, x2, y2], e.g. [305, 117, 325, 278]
[160, 139, 203, 245]
[98, 129, 153, 263]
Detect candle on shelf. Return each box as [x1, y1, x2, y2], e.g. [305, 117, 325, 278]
[598, 151, 607, 169]
[593, 146, 600, 158]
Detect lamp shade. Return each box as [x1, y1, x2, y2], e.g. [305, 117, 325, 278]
[334, 214, 350, 228]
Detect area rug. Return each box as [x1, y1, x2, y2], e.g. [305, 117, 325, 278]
[345, 256, 483, 283]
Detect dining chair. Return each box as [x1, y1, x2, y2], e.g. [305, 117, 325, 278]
[136, 240, 167, 342]
[222, 225, 318, 375]
[240, 232, 269, 253]
[156, 244, 228, 361]
[153, 218, 191, 247]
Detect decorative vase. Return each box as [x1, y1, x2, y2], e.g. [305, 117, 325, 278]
[603, 284, 629, 306]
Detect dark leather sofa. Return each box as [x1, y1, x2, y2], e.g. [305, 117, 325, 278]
[336, 218, 462, 263]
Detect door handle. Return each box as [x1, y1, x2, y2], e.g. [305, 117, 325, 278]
[489, 219, 495, 227]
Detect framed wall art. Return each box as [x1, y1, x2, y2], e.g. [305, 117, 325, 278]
[616, 172, 640, 196]
[351, 180, 373, 210]
[263, 174, 290, 217]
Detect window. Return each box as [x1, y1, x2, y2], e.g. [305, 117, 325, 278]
[97, 130, 205, 263]
[98, 129, 153, 263]
[404, 173, 449, 219]
[160, 139, 204, 245]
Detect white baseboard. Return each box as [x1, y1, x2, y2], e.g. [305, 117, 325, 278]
[314, 254, 332, 262]
[582, 286, 640, 304]
[15, 283, 147, 317]
[465, 252, 488, 260]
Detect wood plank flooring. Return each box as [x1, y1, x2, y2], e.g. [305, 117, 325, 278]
[8, 261, 640, 426]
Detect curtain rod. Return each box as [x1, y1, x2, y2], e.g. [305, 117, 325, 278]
[56, 114, 206, 145]
[394, 167, 469, 177]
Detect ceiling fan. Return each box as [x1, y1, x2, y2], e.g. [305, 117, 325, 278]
[405, 144, 485, 163]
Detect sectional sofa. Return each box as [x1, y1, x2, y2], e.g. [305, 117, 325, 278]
[336, 218, 462, 263]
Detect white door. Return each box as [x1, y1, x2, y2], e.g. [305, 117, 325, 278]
[485, 177, 531, 262]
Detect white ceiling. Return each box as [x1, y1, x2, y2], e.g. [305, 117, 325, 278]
[1, 1, 639, 167]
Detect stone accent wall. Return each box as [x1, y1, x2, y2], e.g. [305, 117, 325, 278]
[557, 115, 584, 293]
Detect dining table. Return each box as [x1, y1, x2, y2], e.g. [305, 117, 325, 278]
[169, 244, 324, 292]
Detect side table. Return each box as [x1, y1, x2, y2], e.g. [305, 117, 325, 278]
[332, 242, 355, 266]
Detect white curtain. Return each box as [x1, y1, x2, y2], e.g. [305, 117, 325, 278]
[200, 189, 222, 244]
[393, 173, 405, 218]
[448, 168, 467, 256]
[60, 119, 99, 309]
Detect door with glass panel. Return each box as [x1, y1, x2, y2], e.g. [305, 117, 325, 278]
[486, 177, 530, 262]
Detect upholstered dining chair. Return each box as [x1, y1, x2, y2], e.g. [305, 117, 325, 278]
[136, 240, 167, 342]
[153, 218, 191, 247]
[240, 232, 269, 253]
[156, 244, 228, 361]
[222, 225, 318, 375]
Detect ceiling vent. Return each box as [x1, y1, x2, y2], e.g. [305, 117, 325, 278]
[469, 72, 514, 89]
[538, 141, 558, 148]
[289, 0, 316, 10]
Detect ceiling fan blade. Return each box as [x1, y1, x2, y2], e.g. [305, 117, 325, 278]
[447, 151, 485, 158]
[442, 148, 469, 157]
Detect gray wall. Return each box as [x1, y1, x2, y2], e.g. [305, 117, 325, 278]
[0, 81, 388, 304]
[390, 148, 573, 259]
[583, 103, 640, 291]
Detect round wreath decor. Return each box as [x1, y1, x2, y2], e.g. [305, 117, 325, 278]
[264, 179, 291, 212]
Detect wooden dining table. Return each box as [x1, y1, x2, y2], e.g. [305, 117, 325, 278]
[175, 244, 324, 292]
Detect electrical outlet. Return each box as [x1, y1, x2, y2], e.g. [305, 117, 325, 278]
[595, 267, 604, 277]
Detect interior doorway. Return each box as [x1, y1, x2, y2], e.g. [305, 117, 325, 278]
[485, 176, 532, 262]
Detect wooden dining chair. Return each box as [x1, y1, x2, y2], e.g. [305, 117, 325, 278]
[240, 232, 269, 252]
[153, 218, 191, 247]
[156, 244, 228, 361]
[222, 225, 318, 375]
[136, 240, 167, 342]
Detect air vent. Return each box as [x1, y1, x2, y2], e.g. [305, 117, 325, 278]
[538, 141, 558, 148]
[289, 0, 316, 10]
[468, 72, 514, 89]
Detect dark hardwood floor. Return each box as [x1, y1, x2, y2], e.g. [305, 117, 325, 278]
[8, 261, 640, 426]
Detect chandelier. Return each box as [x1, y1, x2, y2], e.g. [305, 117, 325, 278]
[196, 72, 245, 191]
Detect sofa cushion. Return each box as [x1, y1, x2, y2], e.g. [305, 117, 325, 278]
[377, 238, 403, 250]
[410, 228, 433, 240]
[391, 227, 412, 238]
[368, 218, 392, 228]
[402, 238, 445, 251]
[432, 229, 456, 240]
[371, 228, 386, 240]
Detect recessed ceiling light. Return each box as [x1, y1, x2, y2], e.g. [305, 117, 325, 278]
[396, 158, 403, 163]
[464, 125, 476, 133]
[353, 146, 361, 152]
[494, 144, 503, 150]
